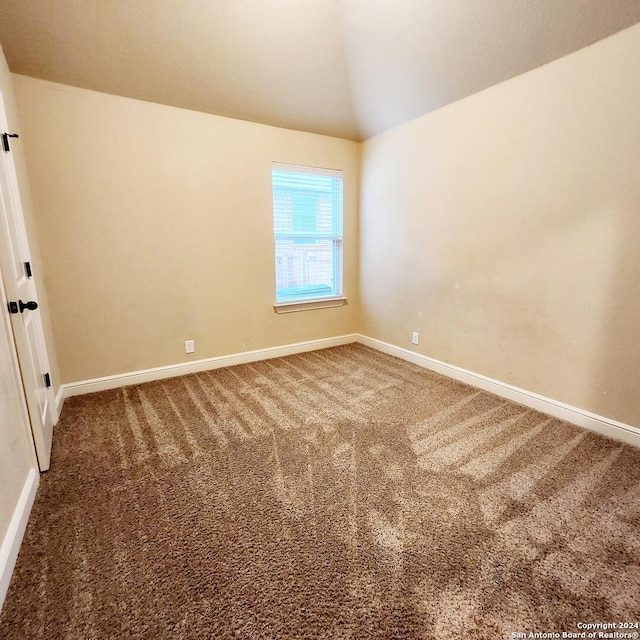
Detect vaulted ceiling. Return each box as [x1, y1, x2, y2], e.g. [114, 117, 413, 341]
[1, 0, 639, 141]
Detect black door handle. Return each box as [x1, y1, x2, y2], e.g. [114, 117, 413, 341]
[18, 299, 38, 313]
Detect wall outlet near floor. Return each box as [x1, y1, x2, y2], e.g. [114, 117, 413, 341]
[412, 332, 419, 345]
[185, 339, 195, 354]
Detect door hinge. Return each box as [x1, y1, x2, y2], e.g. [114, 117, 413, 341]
[24, 261, 32, 277]
[44, 372, 52, 388]
[7, 301, 18, 314]
[2, 132, 19, 153]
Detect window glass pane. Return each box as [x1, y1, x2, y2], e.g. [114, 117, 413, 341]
[273, 164, 343, 303]
[292, 195, 317, 233]
[275, 238, 336, 300]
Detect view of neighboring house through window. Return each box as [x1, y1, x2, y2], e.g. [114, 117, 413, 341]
[272, 163, 343, 304]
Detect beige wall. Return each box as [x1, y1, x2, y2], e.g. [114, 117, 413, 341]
[0, 46, 38, 562]
[10, 24, 640, 429]
[13, 77, 361, 383]
[360, 23, 640, 427]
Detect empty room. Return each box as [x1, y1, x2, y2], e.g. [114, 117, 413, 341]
[0, 1, 639, 638]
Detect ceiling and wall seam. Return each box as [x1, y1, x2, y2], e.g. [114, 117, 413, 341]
[0, 1, 639, 141]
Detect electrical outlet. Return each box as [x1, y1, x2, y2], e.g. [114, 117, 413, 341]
[412, 332, 419, 345]
[185, 339, 195, 354]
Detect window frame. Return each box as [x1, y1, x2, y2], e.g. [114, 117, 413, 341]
[272, 163, 347, 313]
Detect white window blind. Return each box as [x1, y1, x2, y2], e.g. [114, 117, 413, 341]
[272, 163, 343, 304]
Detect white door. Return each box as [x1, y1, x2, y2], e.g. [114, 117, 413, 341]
[0, 92, 56, 472]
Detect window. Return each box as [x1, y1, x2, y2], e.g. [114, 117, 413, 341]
[272, 163, 343, 308]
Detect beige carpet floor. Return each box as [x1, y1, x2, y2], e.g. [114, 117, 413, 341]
[1, 344, 639, 639]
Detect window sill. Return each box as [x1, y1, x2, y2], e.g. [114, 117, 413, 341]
[274, 296, 348, 314]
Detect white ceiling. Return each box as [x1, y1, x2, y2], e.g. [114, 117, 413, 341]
[1, 0, 639, 141]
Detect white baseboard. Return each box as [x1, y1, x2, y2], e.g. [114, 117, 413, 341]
[56, 331, 638, 448]
[0, 467, 39, 611]
[357, 335, 640, 448]
[60, 334, 358, 400]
